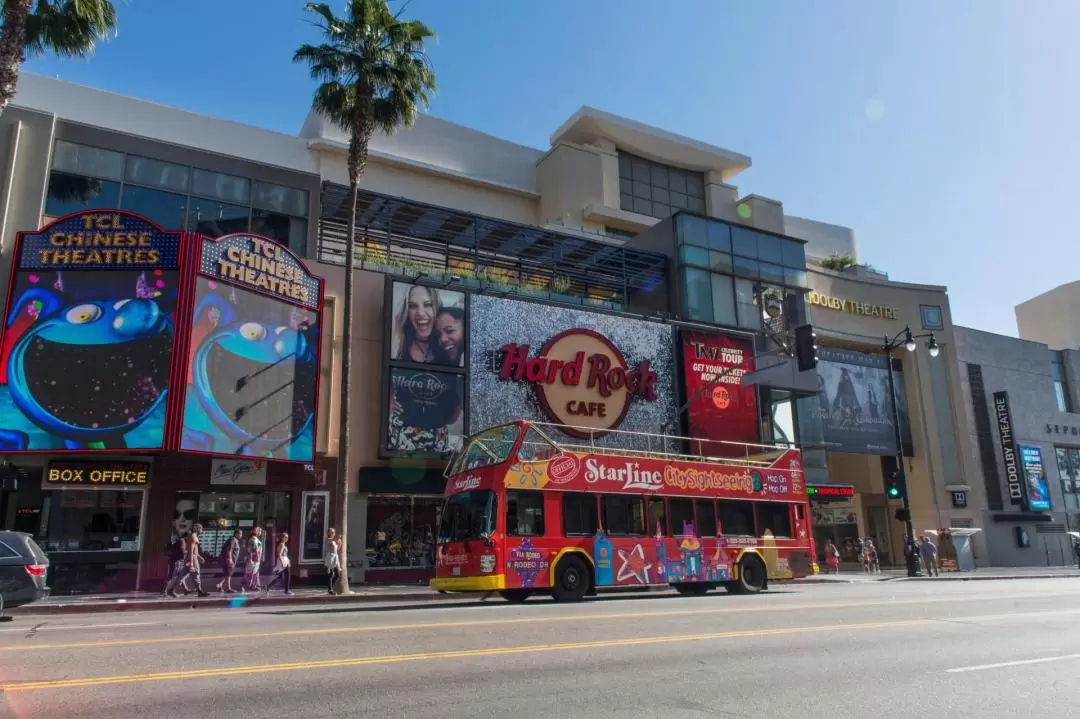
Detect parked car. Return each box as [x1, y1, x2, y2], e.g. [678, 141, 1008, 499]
[0, 531, 49, 610]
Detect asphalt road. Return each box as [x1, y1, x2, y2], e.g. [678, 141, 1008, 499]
[3, 579, 1080, 718]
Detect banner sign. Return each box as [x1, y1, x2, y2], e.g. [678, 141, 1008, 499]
[993, 391, 1024, 507]
[814, 348, 912, 455]
[1019, 445, 1050, 512]
[681, 331, 759, 455]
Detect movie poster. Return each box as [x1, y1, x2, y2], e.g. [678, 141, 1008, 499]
[1019, 446, 1051, 512]
[814, 348, 912, 455]
[179, 234, 323, 462]
[0, 211, 182, 451]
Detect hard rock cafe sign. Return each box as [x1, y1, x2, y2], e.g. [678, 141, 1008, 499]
[497, 329, 657, 438]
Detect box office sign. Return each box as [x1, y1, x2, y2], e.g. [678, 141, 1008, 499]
[46, 460, 151, 486]
[992, 391, 1024, 507]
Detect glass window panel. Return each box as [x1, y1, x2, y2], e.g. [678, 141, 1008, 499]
[648, 497, 667, 536]
[669, 170, 687, 195]
[120, 185, 187, 230]
[191, 169, 250, 204]
[601, 495, 646, 536]
[618, 153, 632, 178]
[755, 502, 791, 538]
[679, 244, 709, 267]
[619, 178, 632, 196]
[252, 182, 309, 217]
[652, 186, 670, 204]
[632, 158, 651, 181]
[687, 196, 705, 214]
[759, 261, 785, 284]
[785, 267, 808, 288]
[782, 239, 806, 268]
[683, 268, 713, 322]
[633, 180, 651, 199]
[632, 196, 652, 215]
[44, 490, 143, 551]
[251, 210, 308, 256]
[711, 273, 736, 325]
[735, 278, 759, 329]
[706, 221, 731, 251]
[670, 192, 688, 210]
[679, 213, 709, 247]
[757, 233, 784, 264]
[717, 501, 754, 535]
[734, 255, 759, 278]
[620, 193, 634, 211]
[1067, 494, 1080, 510]
[668, 498, 695, 535]
[562, 493, 598, 536]
[695, 500, 717, 536]
[51, 140, 123, 180]
[125, 156, 189, 193]
[506, 490, 545, 536]
[686, 173, 705, 199]
[709, 251, 732, 273]
[731, 226, 758, 258]
[1054, 383, 1069, 413]
[650, 164, 669, 188]
[45, 171, 121, 216]
[187, 197, 250, 236]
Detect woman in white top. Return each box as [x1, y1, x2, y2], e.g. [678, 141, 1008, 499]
[324, 528, 342, 595]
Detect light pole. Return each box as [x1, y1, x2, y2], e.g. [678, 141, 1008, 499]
[883, 325, 938, 577]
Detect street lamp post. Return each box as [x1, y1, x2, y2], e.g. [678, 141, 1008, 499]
[883, 325, 938, 577]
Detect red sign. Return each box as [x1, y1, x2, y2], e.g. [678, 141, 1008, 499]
[682, 331, 759, 456]
[499, 329, 657, 438]
[464, 447, 806, 502]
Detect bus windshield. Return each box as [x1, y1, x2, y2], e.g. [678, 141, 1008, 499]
[438, 490, 495, 542]
[449, 424, 521, 475]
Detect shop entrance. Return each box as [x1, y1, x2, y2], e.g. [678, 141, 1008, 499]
[365, 494, 441, 584]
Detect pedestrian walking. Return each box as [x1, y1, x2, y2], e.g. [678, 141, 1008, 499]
[164, 524, 210, 597]
[824, 539, 840, 575]
[324, 528, 342, 595]
[1073, 538, 1080, 569]
[216, 529, 242, 593]
[243, 527, 264, 592]
[919, 535, 939, 577]
[865, 538, 880, 574]
[265, 532, 293, 595]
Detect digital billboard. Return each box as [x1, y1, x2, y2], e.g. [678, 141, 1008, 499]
[389, 281, 466, 367]
[680, 331, 759, 455]
[0, 211, 183, 451]
[178, 233, 323, 462]
[814, 348, 912, 455]
[1019, 445, 1051, 512]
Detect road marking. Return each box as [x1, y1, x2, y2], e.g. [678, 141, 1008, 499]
[947, 654, 1080, 673]
[0, 618, 933, 692]
[2, 592, 1071, 653]
[0, 621, 160, 634]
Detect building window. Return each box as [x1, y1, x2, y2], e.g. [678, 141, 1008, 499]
[1055, 447, 1080, 510]
[43, 141, 311, 256]
[1052, 354, 1073, 413]
[618, 151, 705, 219]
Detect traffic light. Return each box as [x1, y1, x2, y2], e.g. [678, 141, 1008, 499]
[794, 324, 818, 372]
[885, 471, 906, 500]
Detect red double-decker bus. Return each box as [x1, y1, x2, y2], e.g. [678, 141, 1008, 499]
[431, 421, 815, 602]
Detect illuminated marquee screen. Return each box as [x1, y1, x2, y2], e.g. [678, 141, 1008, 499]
[0, 211, 182, 451]
[178, 233, 323, 462]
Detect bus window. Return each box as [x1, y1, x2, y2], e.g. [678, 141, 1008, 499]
[506, 490, 545, 536]
[755, 502, 792, 538]
[717, 500, 754, 536]
[648, 497, 667, 536]
[439, 490, 495, 542]
[601, 495, 647, 536]
[563, 493, 598, 536]
[668, 498, 694, 536]
[695, 500, 717, 537]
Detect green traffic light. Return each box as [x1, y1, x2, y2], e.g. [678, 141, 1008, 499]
[888, 487, 900, 498]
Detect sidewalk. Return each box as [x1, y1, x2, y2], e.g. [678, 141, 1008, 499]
[802, 565, 1080, 584]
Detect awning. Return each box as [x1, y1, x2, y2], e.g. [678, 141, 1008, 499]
[357, 466, 447, 495]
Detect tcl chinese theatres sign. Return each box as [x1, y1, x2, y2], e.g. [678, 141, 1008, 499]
[499, 329, 657, 437]
[500, 449, 805, 501]
[682, 331, 759, 453]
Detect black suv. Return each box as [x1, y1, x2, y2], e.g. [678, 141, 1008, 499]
[0, 531, 49, 610]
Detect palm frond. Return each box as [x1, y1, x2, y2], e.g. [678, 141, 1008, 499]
[24, 0, 118, 60]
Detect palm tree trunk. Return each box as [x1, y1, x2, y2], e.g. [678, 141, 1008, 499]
[0, 0, 33, 113]
[335, 180, 359, 593]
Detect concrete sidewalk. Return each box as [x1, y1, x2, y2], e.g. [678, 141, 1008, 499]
[802, 565, 1080, 583]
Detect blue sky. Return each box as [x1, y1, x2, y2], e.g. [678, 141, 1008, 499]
[24, 0, 1080, 338]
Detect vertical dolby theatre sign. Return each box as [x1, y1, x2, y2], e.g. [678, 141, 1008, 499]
[992, 391, 1024, 507]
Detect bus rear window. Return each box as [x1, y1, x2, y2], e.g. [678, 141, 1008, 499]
[439, 490, 495, 542]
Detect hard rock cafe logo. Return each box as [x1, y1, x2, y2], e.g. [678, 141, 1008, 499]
[498, 329, 657, 438]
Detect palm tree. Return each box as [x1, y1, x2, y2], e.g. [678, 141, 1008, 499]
[295, 0, 435, 593]
[0, 0, 118, 112]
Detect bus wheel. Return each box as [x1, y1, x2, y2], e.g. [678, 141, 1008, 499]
[498, 589, 532, 603]
[552, 555, 589, 602]
[727, 555, 766, 594]
[674, 583, 708, 596]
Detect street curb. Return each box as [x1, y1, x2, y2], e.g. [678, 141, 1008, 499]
[796, 576, 898, 584]
[894, 574, 1080, 582]
[8, 590, 457, 616]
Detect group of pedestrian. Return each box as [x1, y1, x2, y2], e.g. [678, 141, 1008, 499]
[822, 537, 880, 574]
[162, 525, 344, 597]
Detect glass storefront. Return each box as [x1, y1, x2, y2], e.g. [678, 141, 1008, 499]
[365, 494, 440, 581]
[811, 505, 861, 564]
[172, 490, 292, 573]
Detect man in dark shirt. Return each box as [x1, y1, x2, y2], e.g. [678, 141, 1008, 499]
[216, 529, 243, 593]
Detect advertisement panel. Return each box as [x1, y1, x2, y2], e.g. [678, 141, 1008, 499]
[386, 367, 465, 453]
[814, 348, 912, 455]
[388, 281, 466, 367]
[0, 210, 183, 451]
[468, 294, 676, 449]
[993, 391, 1024, 507]
[1019, 445, 1050, 511]
[178, 233, 323, 462]
[680, 331, 758, 455]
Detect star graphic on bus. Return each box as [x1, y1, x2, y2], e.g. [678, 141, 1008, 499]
[616, 544, 652, 584]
